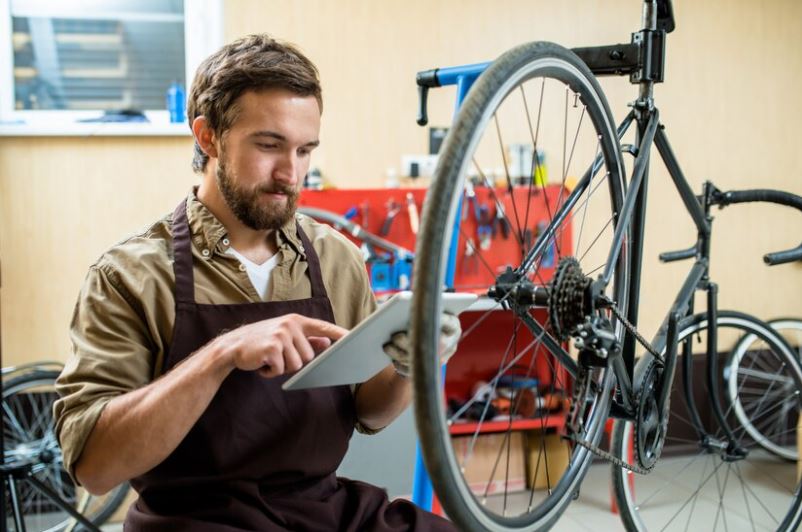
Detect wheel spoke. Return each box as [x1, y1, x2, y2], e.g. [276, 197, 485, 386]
[574, 140, 601, 255]
[493, 113, 524, 244]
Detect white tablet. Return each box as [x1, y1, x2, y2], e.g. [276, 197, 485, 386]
[282, 291, 478, 391]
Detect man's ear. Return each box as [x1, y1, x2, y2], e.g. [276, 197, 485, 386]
[191, 116, 219, 159]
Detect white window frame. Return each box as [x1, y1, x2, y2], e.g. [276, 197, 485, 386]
[0, 0, 224, 136]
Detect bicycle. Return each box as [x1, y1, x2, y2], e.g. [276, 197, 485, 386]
[409, 1, 802, 530]
[724, 318, 802, 462]
[2, 362, 130, 531]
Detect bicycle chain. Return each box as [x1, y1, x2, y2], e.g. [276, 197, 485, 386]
[600, 295, 664, 366]
[566, 433, 651, 475]
[549, 258, 662, 474]
[562, 293, 663, 475]
[564, 367, 651, 475]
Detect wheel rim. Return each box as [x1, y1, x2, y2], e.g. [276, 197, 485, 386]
[727, 319, 802, 461]
[614, 315, 802, 532]
[412, 43, 628, 530]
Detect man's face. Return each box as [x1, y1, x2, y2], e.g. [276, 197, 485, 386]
[215, 88, 321, 231]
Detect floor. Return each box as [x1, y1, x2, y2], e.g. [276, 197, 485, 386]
[94, 465, 633, 531]
[91, 453, 794, 531]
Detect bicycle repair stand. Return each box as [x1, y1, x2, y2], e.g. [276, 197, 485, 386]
[0, 260, 101, 532]
[2, 460, 101, 532]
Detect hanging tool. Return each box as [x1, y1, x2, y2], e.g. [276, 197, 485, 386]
[463, 181, 478, 222]
[380, 199, 402, 236]
[492, 201, 510, 239]
[523, 228, 534, 252]
[465, 182, 482, 221]
[406, 192, 419, 234]
[477, 204, 493, 250]
[343, 205, 359, 221]
[361, 201, 370, 231]
[462, 237, 479, 274]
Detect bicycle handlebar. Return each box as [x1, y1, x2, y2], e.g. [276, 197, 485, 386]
[658, 245, 696, 263]
[715, 188, 802, 265]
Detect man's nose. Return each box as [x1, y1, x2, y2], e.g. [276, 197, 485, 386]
[274, 151, 300, 186]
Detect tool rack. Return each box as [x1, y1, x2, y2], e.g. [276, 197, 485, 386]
[299, 184, 573, 512]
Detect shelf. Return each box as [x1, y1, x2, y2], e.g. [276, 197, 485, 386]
[448, 414, 565, 435]
[0, 122, 191, 137]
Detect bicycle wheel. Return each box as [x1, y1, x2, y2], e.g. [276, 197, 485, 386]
[726, 317, 802, 461]
[3, 369, 131, 531]
[611, 311, 802, 532]
[411, 41, 627, 531]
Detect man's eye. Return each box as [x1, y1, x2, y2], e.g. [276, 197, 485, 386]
[298, 148, 311, 157]
[257, 143, 278, 149]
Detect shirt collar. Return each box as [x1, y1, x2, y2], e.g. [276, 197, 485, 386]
[185, 188, 306, 259]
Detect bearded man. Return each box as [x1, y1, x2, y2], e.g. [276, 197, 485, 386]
[54, 34, 458, 531]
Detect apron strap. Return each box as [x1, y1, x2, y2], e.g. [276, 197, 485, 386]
[296, 224, 328, 299]
[171, 198, 196, 304]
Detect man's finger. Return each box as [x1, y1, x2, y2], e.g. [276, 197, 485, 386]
[261, 354, 283, 378]
[284, 347, 305, 372]
[440, 313, 461, 336]
[298, 316, 348, 340]
[383, 342, 408, 364]
[308, 336, 332, 354]
[390, 331, 411, 352]
[292, 335, 315, 365]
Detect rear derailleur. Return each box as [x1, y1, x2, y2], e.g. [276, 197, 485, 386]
[548, 257, 620, 368]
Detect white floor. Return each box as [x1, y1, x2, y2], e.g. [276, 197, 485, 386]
[97, 454, 796, 531]
[96, 465, 632, 531]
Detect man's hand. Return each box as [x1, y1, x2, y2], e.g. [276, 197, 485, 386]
[74, 313, 345, 494]
[219, 314, 348, 378]
[382, 313, 461, 378]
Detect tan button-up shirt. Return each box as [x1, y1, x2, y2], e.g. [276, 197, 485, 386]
[54, 190, 378, 478]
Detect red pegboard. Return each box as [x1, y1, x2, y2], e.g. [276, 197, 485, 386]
[299, 185, 571, 294]
[299, 185, 573, 419]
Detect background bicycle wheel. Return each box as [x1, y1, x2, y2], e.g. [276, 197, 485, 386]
[3, 369, 131, 531]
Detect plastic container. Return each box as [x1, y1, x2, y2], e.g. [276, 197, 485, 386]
[166, 82, 186, 123]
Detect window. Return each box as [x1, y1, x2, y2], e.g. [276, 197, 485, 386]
[0, 0, 223, 135]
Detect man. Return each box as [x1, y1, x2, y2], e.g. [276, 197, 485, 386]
[54, 34, 458, 531]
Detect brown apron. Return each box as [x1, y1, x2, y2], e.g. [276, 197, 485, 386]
[124, 199, 455, 531]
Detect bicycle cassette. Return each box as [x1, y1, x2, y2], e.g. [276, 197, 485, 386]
[548, 257, 592, 341]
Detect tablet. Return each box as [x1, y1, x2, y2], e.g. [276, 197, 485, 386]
[282, 291, 478, 391]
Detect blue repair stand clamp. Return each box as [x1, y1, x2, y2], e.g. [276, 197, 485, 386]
[411, 62, 490, 513]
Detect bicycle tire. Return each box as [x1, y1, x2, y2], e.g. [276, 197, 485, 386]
[411, 41, 627, 531]
[3, 369, 131, 531]
[611, 311, 802, 532]
[726, 317, 802, 460]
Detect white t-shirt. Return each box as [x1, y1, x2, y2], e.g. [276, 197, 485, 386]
[225, 247, 280, 300]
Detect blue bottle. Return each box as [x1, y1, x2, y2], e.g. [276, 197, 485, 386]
[166, 82, 186, 123]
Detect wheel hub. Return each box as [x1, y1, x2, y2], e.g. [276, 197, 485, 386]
[487, 266, 549, 309]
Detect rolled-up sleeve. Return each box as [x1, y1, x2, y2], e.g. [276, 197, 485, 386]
[54, 262, 154, 480]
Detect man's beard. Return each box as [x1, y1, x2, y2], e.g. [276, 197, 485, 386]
[216, 157, 299, 231]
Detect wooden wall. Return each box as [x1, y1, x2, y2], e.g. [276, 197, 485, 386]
[1, 0, 801, 366]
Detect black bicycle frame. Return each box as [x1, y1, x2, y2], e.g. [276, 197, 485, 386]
[524, 0, 730, 435]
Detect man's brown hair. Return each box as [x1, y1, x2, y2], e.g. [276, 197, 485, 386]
[187, 34, 323, 172]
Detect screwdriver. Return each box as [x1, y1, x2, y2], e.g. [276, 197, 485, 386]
[406, 192, 419, 234]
